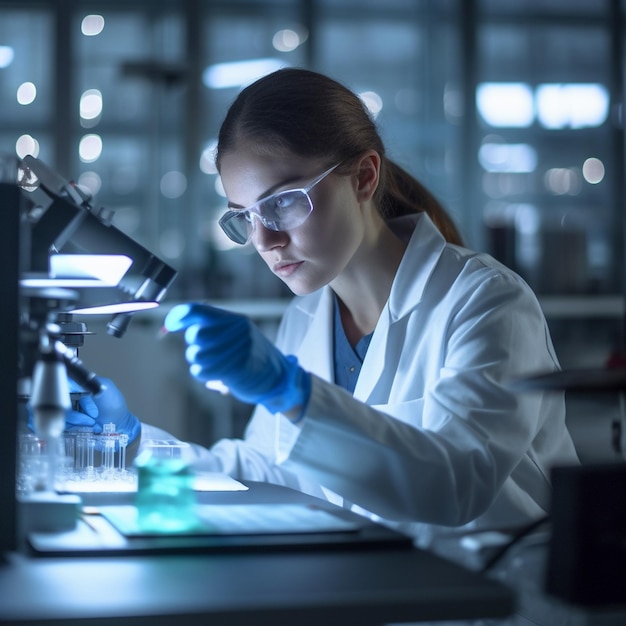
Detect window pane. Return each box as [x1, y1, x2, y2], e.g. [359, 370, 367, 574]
[71, 9, 186, 267]
[478, 23, 615, 294]
[0, 10, 53, 152]
[316, 14, 463, 228]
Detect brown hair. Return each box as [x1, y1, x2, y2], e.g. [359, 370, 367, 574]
[216, 68, 463, 245]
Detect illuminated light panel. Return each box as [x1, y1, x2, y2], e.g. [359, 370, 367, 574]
[80, 89, 103, 120]
[81, 14, 105, 36]
[203, 58, 285, 89]
[22, 254, 134, 289]
[70, 301, 159, 315]
[0, 45, 14, 68]
[21, 277, 108, 288]
[15, 134, 39, 159]
[272, 29, 303, 52]
[79, 134, 102, 163]
[478, 143, 537, 173]
[582, 157, 605, 184]
[50, 254, 133, 285]
[536, 83, 608, 129]
[359, 91, 383, 119]
[17, 82, 36, 105]
[477, 83, 534, 127]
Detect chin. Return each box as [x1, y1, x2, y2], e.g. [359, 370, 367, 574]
[282, 277, 322, 297]
[286, 284, 310, 297]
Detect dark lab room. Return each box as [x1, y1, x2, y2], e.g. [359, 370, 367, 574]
[1, 1, 625, 625]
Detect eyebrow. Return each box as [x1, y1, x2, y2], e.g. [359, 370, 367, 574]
[227, 173, 305, 210]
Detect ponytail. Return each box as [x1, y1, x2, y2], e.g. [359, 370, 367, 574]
[379, 158, 464, 246]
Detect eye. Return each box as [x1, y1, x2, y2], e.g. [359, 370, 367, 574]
[270, 191, 298, 215]
[230, 211, 252, 225]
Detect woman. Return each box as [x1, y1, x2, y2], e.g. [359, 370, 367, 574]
[73, 68, 579, 547]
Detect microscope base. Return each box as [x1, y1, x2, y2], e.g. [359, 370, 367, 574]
[17, 492, 81, 534]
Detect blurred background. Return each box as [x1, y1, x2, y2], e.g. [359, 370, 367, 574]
[1, 0, 625, 461]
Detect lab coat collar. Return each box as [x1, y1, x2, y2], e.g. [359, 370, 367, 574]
[352, 213, 447, 402]
[386, 213, 447, 321]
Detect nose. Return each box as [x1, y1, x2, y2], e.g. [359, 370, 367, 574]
[252, 220, 288, 251]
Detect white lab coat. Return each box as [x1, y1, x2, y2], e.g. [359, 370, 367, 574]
[143, 212, 579, 546]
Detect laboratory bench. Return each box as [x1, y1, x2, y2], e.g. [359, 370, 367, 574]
[0, 480, 517, 625]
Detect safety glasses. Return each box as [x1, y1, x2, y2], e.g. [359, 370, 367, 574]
[218, 163, 340, 245]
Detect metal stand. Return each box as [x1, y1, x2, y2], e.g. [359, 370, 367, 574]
[0, 183, 21, 553]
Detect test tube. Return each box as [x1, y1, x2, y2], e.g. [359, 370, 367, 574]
[85, 436, 96, 479]
[118, 433, 129, 473]
[75, 432, 95, 479]
[102, 422, 117, 476]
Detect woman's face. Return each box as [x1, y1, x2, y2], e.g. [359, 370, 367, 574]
[219, 147, 366, 295]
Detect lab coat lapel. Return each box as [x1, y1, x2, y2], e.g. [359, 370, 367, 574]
[353, 308, 391, 402]
[295, 287, 335, 381]
[354, 214, 447, 403]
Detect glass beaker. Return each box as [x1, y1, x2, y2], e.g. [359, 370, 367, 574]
[134, 444, 198, 533]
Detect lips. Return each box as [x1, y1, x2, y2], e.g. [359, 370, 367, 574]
[273, 260, 303, 277]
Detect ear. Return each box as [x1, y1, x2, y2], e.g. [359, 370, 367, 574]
[355, 150, 381, 202]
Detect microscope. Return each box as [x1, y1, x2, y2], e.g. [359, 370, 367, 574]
[0, 154, 177, 538]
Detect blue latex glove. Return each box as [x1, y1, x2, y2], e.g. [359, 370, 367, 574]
[164, 303, 311, 418]
[65, 377, 141, 444]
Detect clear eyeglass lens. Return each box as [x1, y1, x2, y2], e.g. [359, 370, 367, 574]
[220, 211, 252, 244]
[259, 190, 311, 228]
[221, 189, 313, 244]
